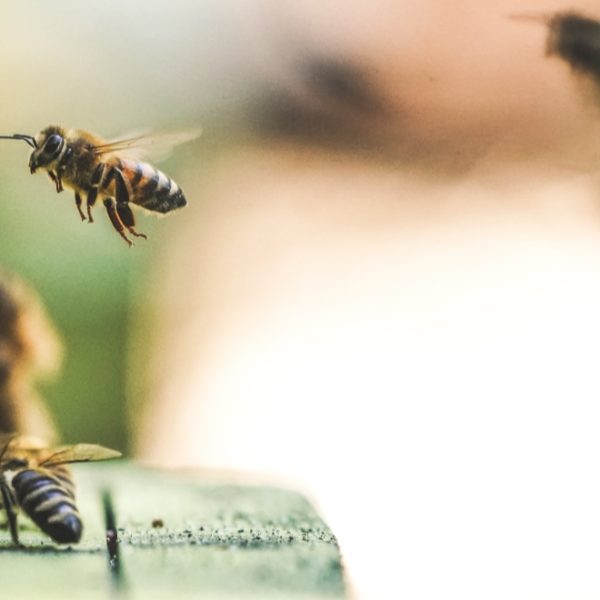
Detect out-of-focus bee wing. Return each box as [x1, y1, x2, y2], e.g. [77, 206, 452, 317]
[39, 444, 122, 466]
[0, 433, 18, 446]
[0, 433, 46, 456]
[93, 128, 202, 163]
[0, 433, 18, 457]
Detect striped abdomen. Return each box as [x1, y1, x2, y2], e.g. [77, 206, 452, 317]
[117, 158, 187, 214]
[12, 467, 82, 544]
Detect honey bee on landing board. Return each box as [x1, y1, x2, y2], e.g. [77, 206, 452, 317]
[0, 126, 200, 246]
[0, 434, 121, 545]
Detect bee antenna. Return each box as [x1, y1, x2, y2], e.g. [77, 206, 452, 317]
[0, 134, 37, 149]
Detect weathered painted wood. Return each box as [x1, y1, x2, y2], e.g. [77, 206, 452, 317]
[0, 463, 347, 599]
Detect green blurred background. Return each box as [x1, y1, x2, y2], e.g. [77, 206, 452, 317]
[0, 0, 257, 453]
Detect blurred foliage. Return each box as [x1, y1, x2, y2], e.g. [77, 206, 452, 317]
[0, 159, 141, 452]
[0, 128, 230, 454]
[0, 0, 260, 455]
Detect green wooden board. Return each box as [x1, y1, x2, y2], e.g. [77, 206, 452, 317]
[0, 463, 347, 600]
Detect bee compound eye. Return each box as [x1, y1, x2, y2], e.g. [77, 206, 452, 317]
[44, 134, 62, 155]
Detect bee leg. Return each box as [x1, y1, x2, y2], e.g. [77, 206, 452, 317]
[86, 163, 106, 223]
[112, 167, 147, 240]
[74, 192, 86, 221]
[48, 171, 63, 193]
[0, 479, 20, 545]
[117, 203, 147, 239]
[86, 190, 97, 223]
[103, 198, 133, 247]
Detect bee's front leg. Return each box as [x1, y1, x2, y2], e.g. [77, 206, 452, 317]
[48, 171, 63, 193]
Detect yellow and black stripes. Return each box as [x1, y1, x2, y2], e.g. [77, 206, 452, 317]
[47, 464, 76, 497]
[130, 162, 144, 188]
[12, 467, 82, 544]
[118, 159, 187, 214]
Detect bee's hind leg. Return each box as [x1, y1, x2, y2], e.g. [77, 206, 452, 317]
[74, 192, 86, 221]
[103, 198, 133, 247]
[112, 167, 147, 240]
[117, 204, 147, 240]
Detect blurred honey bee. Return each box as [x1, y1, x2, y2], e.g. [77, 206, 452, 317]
[0, 126, 200, 246]
[0, 434, 121, 545]
[0, 273, 60, 442]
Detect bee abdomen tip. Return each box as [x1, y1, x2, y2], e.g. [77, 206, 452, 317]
[47, 514, 83, 544]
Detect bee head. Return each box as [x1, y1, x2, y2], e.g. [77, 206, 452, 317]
[29, 126, 67, 174]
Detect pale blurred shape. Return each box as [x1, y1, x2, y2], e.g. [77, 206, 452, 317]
[133, 146, 600, 598]
[129, 2, 600, 596]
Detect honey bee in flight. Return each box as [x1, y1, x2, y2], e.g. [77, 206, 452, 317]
[0, 126, 200, 246]
[0, 434, 121, 545]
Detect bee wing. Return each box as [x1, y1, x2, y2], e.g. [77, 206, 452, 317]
[0, 433, 19, 459]
[0, 433, 46, 455]
[39, 444, 122, 466]
[0, 433, 18, 446]
[93, 128, 202, 163]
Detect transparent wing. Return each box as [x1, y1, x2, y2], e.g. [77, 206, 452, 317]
[93, 127, 202, 162]
[39, 444, 122, 466]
